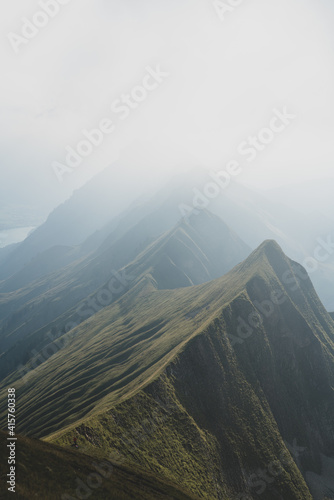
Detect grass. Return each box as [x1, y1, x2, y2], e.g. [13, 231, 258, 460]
[0, 236, 266, 437]
[0, 430, 200, 500]
[1, 240, 333, 498]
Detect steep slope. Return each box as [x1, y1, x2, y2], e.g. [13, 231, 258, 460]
[0, 431, 199, 500]
[0, 169, 217, 295]
[1, 240, 334, 498]
[0, 163, 143, 280]
[0, 189, 177, 294]
[0, 208, 182, 353]
[122, 209, 250, 290]
[2, 167, 332, 308]
[0, 210, 249, 372]
[175, 170, 334, 310]
[0, 165, 205, 284]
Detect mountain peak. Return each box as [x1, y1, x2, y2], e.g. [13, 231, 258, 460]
[256, 238, 284, 253]
[256, 239, 286, 259]
[237, 239, 287, 275]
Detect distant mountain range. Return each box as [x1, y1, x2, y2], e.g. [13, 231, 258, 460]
[0, 167, 334, 499]
[0, 209, 249, 380]
[1, 168, 332, 308]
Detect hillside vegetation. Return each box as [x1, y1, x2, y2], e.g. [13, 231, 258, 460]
[1, 240, 334, 498]
[0, 430, 199, 500]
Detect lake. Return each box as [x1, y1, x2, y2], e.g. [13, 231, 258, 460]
[0, 226, 36, 248]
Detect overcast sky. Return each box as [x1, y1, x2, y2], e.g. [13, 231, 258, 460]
[0, 0, 333, 216]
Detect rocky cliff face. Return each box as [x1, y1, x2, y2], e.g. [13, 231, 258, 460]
[50, 241, 334, 499]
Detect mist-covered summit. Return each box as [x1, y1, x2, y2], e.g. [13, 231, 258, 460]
[1, 168, 333, 309]
[1, 235, 334, 498]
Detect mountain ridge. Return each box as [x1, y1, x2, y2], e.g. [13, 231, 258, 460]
[0, 210, 249, 376]
[1, 239, 334, 498]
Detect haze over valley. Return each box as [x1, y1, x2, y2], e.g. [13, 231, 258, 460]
[1, 1, 334, 499]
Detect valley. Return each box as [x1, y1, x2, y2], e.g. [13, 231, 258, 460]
[0, 173, 333, 499]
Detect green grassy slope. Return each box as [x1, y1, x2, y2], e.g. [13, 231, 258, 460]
[0, 210, 249, 379]
[1, 240, 334, 498]
[50, 362, 312, 499]
[1, 241, 333, 437]
[0, 431, 199, 500]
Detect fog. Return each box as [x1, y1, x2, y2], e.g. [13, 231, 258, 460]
[0, 0, 334, 222]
